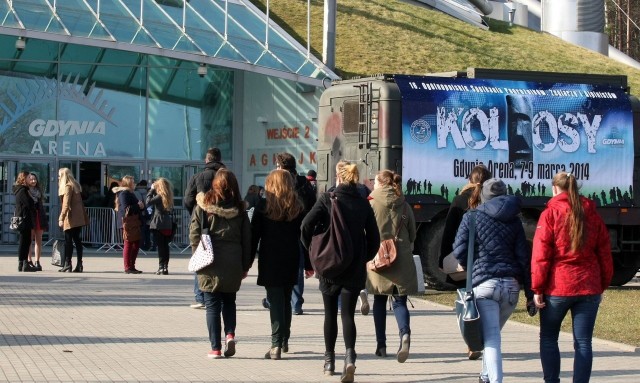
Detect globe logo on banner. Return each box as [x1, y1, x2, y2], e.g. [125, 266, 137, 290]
[410, 118, 431, 144]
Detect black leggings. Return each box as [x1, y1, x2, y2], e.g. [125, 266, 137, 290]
[18, 228, 31, 261]
[153, 230, 171, 267]
[64, 226, 83, 262]
[322, 288, 359, 352]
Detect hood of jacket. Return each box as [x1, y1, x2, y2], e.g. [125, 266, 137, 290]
[195, 192, 240, 219]
[476, 194, 521, 222]
[112, 186, 131, 194]
[12, 184, 27, 195]
[204, 161, 225, 172]
[369, 185, 405, 210]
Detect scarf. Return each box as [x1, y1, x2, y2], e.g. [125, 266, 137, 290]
[28, 187, 41, 203]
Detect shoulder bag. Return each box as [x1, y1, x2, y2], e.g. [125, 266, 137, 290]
[122, 205, 142, 242]
[368, 205, 407, 272]
[51, 239, 64, 267]
[309, 193, 353, 279]
[454, 210, 484, 353]
[9, 215, 26, 231]
[188, 209, 214, 272]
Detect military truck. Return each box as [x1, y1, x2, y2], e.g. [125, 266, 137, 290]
[316, 68, 640, 289]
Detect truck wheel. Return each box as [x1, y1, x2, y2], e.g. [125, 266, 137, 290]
[419, 222, 456, 291]
[610, 264, 638, 286]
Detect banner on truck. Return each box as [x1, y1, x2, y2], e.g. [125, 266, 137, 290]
[395, 75, 634, 205]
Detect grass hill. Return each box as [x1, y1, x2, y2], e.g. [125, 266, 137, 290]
[250, 0, 640, 96]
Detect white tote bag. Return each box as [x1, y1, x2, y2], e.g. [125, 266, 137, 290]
[188, 234, 214, 272]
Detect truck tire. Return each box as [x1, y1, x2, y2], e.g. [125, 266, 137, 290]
[610, 264, 638, 286]
[418, 221, 457, 291]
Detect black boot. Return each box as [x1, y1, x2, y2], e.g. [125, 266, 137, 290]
[59, 257, 72, 272]
[162, 263, 169, 275]
[155, 263, 164, 275]
[35, 261, 43, 271]
[22, 260, 36, 272]
[73, 260, 83, 273]
[340, 349, 356, 383]
[18, 261, 23, 272]
[323, 351, 335, 376]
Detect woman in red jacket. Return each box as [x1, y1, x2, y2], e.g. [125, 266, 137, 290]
[531, 171, 613, 383]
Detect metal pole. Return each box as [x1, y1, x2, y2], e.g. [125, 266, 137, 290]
[323, 0, 336, 70]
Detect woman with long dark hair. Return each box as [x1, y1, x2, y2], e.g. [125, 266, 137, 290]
[190, 168, 251, 359]
[146, 177, 175, 275]
[250, 169, 307, 360]
[13, 171, 37, 272]
[27, 172, 48, 271]
[58, 167, 88, 272]
[532, 171, 613, 383]
[300, 160, 380, 383]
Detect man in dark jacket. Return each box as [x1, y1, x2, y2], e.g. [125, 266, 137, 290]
[184, 147, 225, 215]
[184, 147, 225, 309]
[275, 152, 316, 315]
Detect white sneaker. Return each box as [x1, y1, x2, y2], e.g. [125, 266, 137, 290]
[190, 302, 205, 309]
[359, 290, 369, 316]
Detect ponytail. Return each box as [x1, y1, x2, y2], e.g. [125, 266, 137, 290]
[552, 172, 584, 251]
[376, 170, 403, 196]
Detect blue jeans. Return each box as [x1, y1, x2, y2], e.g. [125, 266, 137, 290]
[474, 277, 520, 383]
[194, 274, 204, 304]
[291, 244, 305, 312]
[203, 291, 237, 351]
[539, 294, 602, 383]
[372, 294, 410, 349]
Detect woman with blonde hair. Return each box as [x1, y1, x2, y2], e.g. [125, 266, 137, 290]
[301, 160, 380, 382]
[190, 168, 251, 359]
[113, 175, 144, 274]
[366, 169, 417, 362]
[146, 178, 175, 275]
[14, 171, 37, 272]
[58, 167, 88, 272]
[27, 173, 48, 271]
[250, 169, 307, 360]
[532, 171, 613, 383]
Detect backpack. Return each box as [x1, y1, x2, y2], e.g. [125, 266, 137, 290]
[309, 193, 353, 279]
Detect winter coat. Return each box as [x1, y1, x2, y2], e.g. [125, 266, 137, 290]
[146, 190, 173, 231]
[439, 188, 473, 287]
[59, 185, 87, 230]
[183, 161, 225, 214]
[452, 195, 532, 299]
[30, 188, 49, 230]
[531, 193, 612, 297]
[134, 186, 150, 223]
[366, 186, 418, 296]
[250, 199, 307, 287]
[113, 187, 140, 230]
[300, 183, 380, 292]
[12, 185, 35, 231]
[190, 193, 251, 293]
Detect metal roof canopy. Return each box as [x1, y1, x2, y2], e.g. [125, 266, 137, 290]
[0, 0, 338, 87]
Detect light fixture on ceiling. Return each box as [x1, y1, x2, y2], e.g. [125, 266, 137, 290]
[197, 63, 207, 78]
[15, 36, 25, 51]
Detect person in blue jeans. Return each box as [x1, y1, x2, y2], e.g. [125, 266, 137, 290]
[453, 178, 532, 383]
[531, 171, 613, 383]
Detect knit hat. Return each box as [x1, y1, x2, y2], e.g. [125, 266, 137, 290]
[481, 178, 507, 202]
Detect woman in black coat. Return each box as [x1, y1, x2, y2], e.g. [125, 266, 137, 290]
[300, 160, 380, 383]
[250, 169, 307, 360]
[13, 171, 36, 272]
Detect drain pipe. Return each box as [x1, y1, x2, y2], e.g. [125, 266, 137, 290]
[323, 0, 336, 70]
[469, 0, 493, 15]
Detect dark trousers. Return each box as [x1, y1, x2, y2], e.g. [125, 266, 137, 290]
[204, 291, 237, 351]
[18, 228, 31, 261]
[64, 226, 83, 263]
[152, 230, 170, 267]
[540, 294, 602, 383]
[373, 294, 410, 348]
[321, 287, 359, 352]
[123, 238, 140, 271]
[265, 285, 294, 348]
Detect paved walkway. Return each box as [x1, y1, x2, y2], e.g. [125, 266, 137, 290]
[0, 245, 638, 382]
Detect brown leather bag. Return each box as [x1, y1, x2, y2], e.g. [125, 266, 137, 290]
[368, 205, 407, 272]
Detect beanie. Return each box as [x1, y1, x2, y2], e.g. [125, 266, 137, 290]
[481, 178, 507, 203]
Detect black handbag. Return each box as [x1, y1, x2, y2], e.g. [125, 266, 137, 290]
[51, 239, 64, 267]
[9, 216, 26, 231]
[454, 210, 484, 352]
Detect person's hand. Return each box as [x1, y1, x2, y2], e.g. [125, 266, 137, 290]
[526, 299, 538, 316]
[138, 201, 144, 208]
[534, 294, 546, 309]
[304, 269, 315, 279]
[58, 220, 63, 228]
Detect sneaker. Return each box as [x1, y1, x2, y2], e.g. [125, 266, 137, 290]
[359, 290, 370, 316]
[224, 335, 236, 357]
[207, 350, 222, 359]
[261, 297, 270, 309]
[190, 302, 205, 309]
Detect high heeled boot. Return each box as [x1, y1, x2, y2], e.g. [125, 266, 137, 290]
[323, 351, 335, 376]
[155, 262, 164, 275]
[35, 261, 43, 271]
[73, 260, 83, 273]
[22, 260, 36, 272]
[340, 348, 356, 383]
[59, 257, 72, 272]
